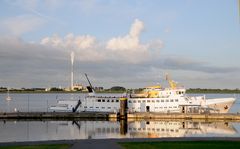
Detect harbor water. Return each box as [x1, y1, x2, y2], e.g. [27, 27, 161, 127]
[0, 93, 240, 142]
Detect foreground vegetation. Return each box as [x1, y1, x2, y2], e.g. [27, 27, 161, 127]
[120, 141, 240, 149]
[0, 144, 70, 149]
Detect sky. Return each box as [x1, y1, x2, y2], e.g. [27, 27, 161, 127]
[0, 0, 240, 89]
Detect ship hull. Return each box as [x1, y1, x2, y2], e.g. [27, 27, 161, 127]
[206, 98, 235, 113]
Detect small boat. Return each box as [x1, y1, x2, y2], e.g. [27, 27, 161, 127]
[6, 88, 12, 101]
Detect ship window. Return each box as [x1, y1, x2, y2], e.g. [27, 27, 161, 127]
[84, 106, 87, 108]
[102, 107, 105, 109]
[107, 100, 110, 102]
[161, 100, 164, 102]
[133, 100, 136, 103]
[102, 99, 105, 102]
[174, 106, 177, 108]
[128, 100, 132, 103]
[169, 107, 172, 108]
[142, 100, 146, 103]
[111, 100, 114, 102]
[96, 107, 99, 108]
[164, 107, 167, 108]
[170, 99, 174, 102]
[90, 107, 93, 108]
[155, 107, 158, 109]
[108, 107, 111, 109]
[98, 99, 101, 102]
[175, 99, 178, 102]
[147, 100, 150, 103]
[116, 100, 119, 102]
[156, 100, 160, 102]
[152, 100, 155, 103]
[138, 100, 141, 103]
[166, 100, 169, 102]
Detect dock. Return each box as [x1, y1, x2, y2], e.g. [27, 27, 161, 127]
[1, 112, 240, 121]
[0, 112, 109, 120]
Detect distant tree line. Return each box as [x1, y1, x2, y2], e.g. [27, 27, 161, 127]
[186, 88, 240, 94]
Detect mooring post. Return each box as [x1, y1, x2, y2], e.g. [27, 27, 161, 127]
[119, 97, 128, 119]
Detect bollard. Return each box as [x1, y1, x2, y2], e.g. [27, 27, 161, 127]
[119, 97, 128, 119]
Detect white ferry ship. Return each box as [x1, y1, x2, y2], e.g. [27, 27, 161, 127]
[50, 75, 235, 113]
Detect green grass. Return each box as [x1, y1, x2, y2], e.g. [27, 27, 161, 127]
[0, 144, 70, 149]
[120, 141, 240, 149]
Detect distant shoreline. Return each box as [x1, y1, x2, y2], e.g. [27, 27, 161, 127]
[0, 91, 125, 94]
[0, 89, 239, 94]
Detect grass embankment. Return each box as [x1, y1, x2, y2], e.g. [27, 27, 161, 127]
[120, 141, 240, 149]
[0, 144, 70, 149]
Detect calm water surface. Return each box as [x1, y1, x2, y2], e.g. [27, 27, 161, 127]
[0, 93, 240, 142]
[0, 120, 240, 142]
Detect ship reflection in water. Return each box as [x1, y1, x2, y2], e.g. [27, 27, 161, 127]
[0, 120, 239, 142]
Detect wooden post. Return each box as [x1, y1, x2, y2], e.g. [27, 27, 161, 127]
[119, 98, 128, 119]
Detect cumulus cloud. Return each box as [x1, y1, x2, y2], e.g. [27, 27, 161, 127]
[1, 36, 240, 88]
[41, 33, 96, 49]
[106, 19, 144, 50]
[0, 15, 45, 36]
[40, 19, 163, 64]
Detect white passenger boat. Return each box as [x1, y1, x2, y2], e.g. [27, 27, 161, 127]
[50, 75, 235, 113]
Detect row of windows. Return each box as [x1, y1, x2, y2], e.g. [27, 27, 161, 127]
[97, 99, 119, 103]
[84, 106, 117, 109]
[94, 127, 179, 133]
[131, 106, 178, 109]
[129, 99, 179, 103]
[95, 127, 120, 133]
[129, 127, 179, 133]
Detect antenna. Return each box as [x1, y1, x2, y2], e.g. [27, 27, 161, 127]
[84, 73, 95, 93]
[85, 73, 93, 89]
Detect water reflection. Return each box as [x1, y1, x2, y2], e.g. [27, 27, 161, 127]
[0, 120, 239, 142]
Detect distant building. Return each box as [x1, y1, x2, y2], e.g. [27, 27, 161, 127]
[94, 87, 104, 91]
[73, 84, 84, 91]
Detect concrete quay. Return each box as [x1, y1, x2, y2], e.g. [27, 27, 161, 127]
[1, 112, 240, 121]
[0, 112, 109, 120]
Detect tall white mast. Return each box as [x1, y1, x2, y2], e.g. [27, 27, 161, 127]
[70, 51, 74, 91]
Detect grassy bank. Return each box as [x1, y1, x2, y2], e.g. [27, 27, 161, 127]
[0, 144, 70, 149]
[120, 141, 240, 149]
